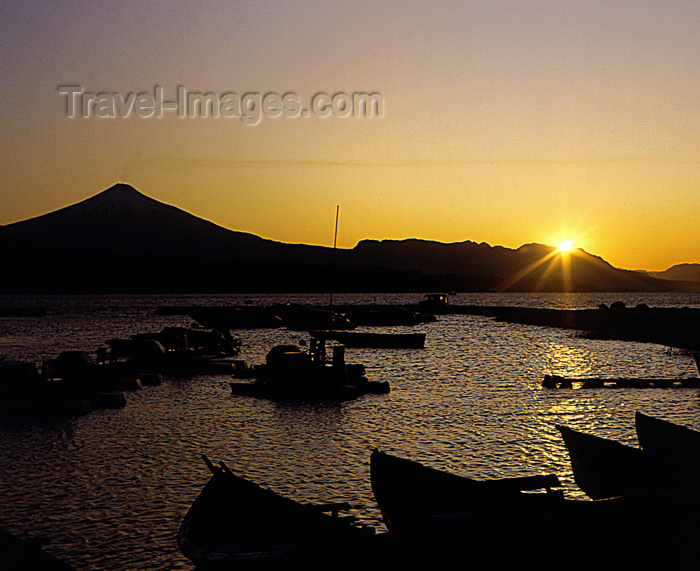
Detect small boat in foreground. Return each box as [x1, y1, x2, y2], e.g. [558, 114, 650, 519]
[559, 417, 700, 500]
[369, 449, 700, 569]
[635, 411, 700, 455]
[370, 449, 563, 537]
[556, 425, 652, 500]
[178, 456, 374, 569]
[635, 411, 700, 482]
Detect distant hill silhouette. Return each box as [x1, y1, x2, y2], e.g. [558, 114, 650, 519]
[339, 239, 685, 292]
[646, 264, 700, 282]
[1, 183, 698, 293]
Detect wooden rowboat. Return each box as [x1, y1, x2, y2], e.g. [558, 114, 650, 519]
[635, 411, 700, 486]
[559, 418, 700, 500]
[556, 425, 653, 500]
[370, 449, 700, 568]
[369, 449, 563, 537]
[178, 456, 373, 569]
[635, 411, 700, 455]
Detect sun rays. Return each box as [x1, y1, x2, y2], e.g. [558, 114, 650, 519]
[557, 240, 574, 252]
[497, 241, 583, 292]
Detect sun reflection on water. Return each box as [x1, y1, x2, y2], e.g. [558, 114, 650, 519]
[542, 342, 596, 377]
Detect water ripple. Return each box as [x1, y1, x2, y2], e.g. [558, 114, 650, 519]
[0, 292, 699, 568]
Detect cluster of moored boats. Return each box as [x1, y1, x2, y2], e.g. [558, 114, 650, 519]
[158, 300, 439, 330]
[2, 302, 432, 416]
[1, 296, 446, 413]
[178, 412, 700, 569]
[224, 300, 440, 402]
[0, 326, 241, 419]
[156, 299, 437, 402]
[2, 310, 422, 417]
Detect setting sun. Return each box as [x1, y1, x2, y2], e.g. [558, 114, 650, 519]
[557, 240, 575, 252]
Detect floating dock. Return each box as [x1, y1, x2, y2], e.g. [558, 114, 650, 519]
[543, 374, 700, 389]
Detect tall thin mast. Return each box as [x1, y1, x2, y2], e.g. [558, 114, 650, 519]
[330, 205, 339, 307]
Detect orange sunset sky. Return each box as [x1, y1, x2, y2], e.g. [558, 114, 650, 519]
[1, 1, 698, 271]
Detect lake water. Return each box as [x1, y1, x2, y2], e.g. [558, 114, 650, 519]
[1, 292, 699, 569]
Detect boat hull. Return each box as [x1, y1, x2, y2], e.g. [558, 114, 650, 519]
[178, 460, 373, 569]
[369, 449, 700, 569]
[370, 450, 563, 537]
[556, 425, 654, 500]
[635, 412, 700, 484]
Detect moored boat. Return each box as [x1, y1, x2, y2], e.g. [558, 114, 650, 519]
[342, 305, 436, 326]
[178, 456, 374, 569]
[0, 360, 93, 419]
[309, 330, 426, 349]
[230, 341, 389, 401]
[635, 411, 700, 482]
[559, 418, 700, 500]
[370, 449, 563, 537]
[273, 303, 353, 331]
[416, 293, 449, 313]
[369, 449, 700, 569]
[635, 411, 700, 455]
[556, 425, 653, 500]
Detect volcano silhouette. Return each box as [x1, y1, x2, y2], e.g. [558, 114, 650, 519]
[2, 183, 328, 264]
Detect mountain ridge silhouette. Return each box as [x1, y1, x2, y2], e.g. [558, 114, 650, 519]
[2, 183, 697, 293]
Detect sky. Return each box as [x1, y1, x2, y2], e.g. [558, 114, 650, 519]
[1, 0, 698, 271]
